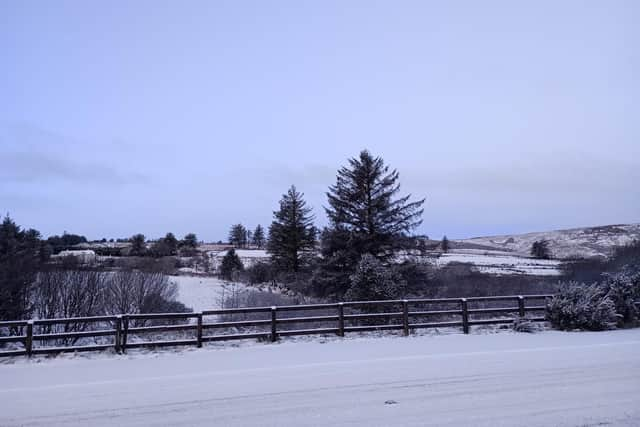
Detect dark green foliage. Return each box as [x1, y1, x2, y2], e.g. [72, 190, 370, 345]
[245, 261, 274, 285]
[150, 233, 178, 257]
[0, 216, 47, 320]
[46, 232, 87, 254]
[441, 235, 449, 253]
[531, 240, 551, 259]
[345, 254, 405, 301]
[229, 224, 248, 248]
[220, 248, 244, 280]
[129, 234, 146, 256]
[252, 225, 266, 249]
[600, 270, 640, 326]
[180, 233, 198, 256]
[314, 150, 424, 298]
[546, 282, 618, 331]
[181, 233, 198, 249]
[267, 186, 316, 273]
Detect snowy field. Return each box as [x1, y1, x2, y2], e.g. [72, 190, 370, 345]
[170, 275, 246, 312]
[1, 329, 639, 426]
[434, 251, 563, 276]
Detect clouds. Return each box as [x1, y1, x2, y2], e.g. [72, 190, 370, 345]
[0, 123, 149, 187]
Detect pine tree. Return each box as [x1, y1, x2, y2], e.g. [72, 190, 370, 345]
[182, 233, 198, 249]
[0, 216, 46, 320]
[252, 225, 266, 249]
[267, 185, 316, 272]
[531, 240, 551, 259]
[441, 235, 449, 253]
[229, 224, 247, 248]
[180, 233, 198, 256]
[163, 232, 178, 255]
[313, 150, 425, 297]
[220, 248, 244, 280]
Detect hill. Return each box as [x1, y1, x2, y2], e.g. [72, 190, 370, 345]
[458, 223, 640, 260]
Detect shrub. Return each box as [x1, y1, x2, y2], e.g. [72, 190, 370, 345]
[512, 316, 539, 333]
[546, 282, 618, 331]
[601, 270, 640, 326]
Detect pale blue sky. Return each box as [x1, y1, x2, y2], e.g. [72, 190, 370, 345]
[1, 1, 638, 241]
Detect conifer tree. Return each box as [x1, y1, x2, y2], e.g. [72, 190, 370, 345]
[0, 216, 46, 320]
[313, 150, 425, 297]
[229, 224, 247, 248]
[220, 248, 244, 280]
[441, 235, 449, 253]
[252, 224, 266, 249]
[267, 185, 316, 272]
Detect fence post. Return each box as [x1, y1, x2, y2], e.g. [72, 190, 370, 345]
[115, 316, 122, 353]
[461, 299, 469, 334]
[196, 313, 203, 348]
[337, 303, 345, 337]
[121, 315, 129, 353]
[518, 296, 525, 317]
[271, 307, 277, 342]
[25, 321, 33, 357]
[402, 300, 409, 336]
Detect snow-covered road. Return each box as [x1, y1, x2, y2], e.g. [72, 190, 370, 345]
[1, 330, 639, 426]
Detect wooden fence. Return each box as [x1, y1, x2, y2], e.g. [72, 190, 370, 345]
[0, 294, 555, 358]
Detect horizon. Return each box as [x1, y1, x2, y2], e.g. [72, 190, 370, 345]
[2, 1, 639, 241]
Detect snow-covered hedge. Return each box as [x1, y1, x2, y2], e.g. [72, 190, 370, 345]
[546, 282, 618, 331]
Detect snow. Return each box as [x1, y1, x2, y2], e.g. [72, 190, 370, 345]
[1, 329, 639, 426]
[435, 252, 563, 276]
[461, 223, 640, 259]
[207, 249, 270, 271]
[170, 276, 247, 312]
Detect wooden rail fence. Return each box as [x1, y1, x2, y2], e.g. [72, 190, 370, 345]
[0, 294, 556, 358]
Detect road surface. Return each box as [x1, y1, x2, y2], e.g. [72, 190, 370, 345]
[1, 329, 639, 426]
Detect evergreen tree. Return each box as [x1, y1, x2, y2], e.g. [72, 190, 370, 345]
[345, 254, 404, 302]
[252, 224, 266, 249]
[0, 216, 47, 320]
[313, 150, 425, 297]
[229, 224, 247, 248]
[441, 235, 449, 253]
[267, 185, 316, 273]
[163, 232, 178, 255]
[182, 233, 198, 249]
[531, 240, 551, 259]
[220, 248, 244, 280]
[180, 233, 198, 256]
[129, 234, 146, 256]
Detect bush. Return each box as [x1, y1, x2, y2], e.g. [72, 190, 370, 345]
[345, 254, 404, 302]
[546, 282, 618, 331]
[512, 316, 539, 333]
[601, 270, 640, 326]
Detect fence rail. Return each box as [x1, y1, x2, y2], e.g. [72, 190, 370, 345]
[0, 294, 557, 358]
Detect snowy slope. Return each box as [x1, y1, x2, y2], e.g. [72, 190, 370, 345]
[460, 223, 640, 259]
[435, 251, 562, 275]
[1, 330, 639, 426]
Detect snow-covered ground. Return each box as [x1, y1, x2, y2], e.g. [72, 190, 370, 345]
[1, 329, 638, 426]
[435, 252, 563, 276]
[460, 223, 640, 259]
[170, 275, 246, 312]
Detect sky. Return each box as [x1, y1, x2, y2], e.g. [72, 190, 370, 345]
[1, 0, 639, 242]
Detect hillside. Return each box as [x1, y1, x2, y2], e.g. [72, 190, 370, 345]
[459, 223, 640, 260]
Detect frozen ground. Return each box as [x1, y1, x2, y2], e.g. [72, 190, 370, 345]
[1, 329, 639, 426]
[170, 275, 245, 312]
[461, 223, 640, 259]
[435, 252, 563, 276]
